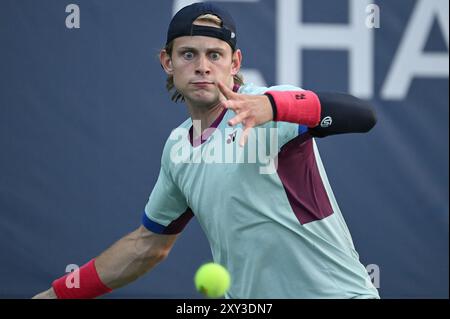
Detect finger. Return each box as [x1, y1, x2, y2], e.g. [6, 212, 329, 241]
[228, 110, 249, 126]
[239, 126, 252, 147]
[217, 81, 237, 100]
[222, 100, 242, 113]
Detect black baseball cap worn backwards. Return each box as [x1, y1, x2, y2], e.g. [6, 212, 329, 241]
[166, 2, 237, 50]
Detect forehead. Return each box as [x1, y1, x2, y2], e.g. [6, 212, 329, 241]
[173, 36, 232, 52]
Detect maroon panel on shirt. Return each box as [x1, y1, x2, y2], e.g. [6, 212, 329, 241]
[277, 134, 334, 225]
[164, 208, 194, 234]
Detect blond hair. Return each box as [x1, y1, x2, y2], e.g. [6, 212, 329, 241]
[164, 14, 244, 102]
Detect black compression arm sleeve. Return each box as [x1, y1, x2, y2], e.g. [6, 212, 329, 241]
[309, 92, 377, 138]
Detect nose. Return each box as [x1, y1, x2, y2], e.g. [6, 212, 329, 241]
[195, 55, 211, 76]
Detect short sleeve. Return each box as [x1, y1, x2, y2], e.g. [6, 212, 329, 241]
[142, 163, 193, 235]
[260, 121, 305, 149]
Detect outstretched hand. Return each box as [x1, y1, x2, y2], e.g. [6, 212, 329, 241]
[217, 82, 273, 147]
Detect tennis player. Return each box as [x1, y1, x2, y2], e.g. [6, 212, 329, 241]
[34, 2, 379, 299]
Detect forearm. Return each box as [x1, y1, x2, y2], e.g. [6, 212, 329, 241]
[309, 92, 377, 137]
[95, 226, 173, 289]
[34, 226, 176, 299]
[265, 90, 377, 137]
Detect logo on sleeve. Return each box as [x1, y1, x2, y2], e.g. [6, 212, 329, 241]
[320, 116, 333, 128]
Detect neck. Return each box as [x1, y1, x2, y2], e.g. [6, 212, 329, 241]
[186, 99, 225, 140]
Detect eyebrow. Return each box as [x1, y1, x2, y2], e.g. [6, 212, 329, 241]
[177, 46, 227, 53]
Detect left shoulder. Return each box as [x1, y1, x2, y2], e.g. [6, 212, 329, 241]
[238, 83, 304, 95]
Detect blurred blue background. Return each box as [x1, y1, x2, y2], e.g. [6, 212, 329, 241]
[0, 0, 448, 298]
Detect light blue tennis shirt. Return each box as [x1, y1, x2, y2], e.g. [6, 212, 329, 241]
[143, 83, 380, 299]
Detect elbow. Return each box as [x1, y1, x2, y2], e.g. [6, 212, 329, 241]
[132, 247, 168, 275]
[353, 97, 377, 133]
[141, 241, 173, 265]
[135, 225, 176, 265]
[151, 247, 171, 263]
[363, 107, 377, 133]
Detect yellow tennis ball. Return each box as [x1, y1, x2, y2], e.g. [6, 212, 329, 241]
[194, 262, 231, 298]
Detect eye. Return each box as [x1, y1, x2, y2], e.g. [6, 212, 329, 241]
[183, 51, 194, 60]
[210, 52, 221, 61]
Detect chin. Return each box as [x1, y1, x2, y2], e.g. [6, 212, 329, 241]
[188, 91, 219, 106]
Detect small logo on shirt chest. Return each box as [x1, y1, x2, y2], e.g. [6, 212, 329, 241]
[226, 131, 237, 144]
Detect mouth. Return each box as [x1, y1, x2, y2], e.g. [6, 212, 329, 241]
[190, 81, 215, 87]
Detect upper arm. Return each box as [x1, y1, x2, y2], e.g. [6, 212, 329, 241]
[143, 163, 193, 235]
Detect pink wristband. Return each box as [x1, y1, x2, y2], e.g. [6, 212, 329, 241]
[52, 259, 112, 299]
[265, 90, 321, 127]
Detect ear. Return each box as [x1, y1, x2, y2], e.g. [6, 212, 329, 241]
[231, 49, 242, 76]
[160, 50, 173, 75]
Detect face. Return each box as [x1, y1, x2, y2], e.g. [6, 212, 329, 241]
[160, 36, 242, 107]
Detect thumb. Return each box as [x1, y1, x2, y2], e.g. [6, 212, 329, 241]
[217, 82, 236, 100]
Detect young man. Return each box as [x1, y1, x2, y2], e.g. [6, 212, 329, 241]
[34, 2, 379, 299]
